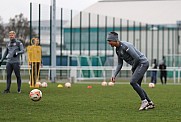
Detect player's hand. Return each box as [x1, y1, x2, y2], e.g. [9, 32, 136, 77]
[111, 77, 115, 83]
[13, 52, 18, 57]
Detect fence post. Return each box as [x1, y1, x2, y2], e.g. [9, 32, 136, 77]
[173, 68, 176, 84]
[178, 68, 180, 83]
[70, 67, 77, 83]
[3, 68, 5, 80]
[144, 72, 147, 84]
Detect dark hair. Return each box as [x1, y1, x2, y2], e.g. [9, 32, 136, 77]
[107, 31, 119, 41]
[109, 31, 118, 36]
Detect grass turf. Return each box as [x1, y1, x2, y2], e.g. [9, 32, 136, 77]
[0, 82, 181, 122]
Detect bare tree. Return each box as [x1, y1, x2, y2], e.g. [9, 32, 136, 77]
[5, 13, 36, 45]
[0, 17, 5, 44]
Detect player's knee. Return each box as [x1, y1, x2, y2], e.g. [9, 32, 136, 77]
[16, 75, 21, 79]
[130, 81, 136, 86]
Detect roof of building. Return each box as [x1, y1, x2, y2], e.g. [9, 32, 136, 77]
[83, 0, 181, 24]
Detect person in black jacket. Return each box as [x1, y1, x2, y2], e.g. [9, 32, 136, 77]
[159, 60, 167, 84]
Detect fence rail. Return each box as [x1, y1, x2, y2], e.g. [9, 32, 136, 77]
[0, 66, 181, 84]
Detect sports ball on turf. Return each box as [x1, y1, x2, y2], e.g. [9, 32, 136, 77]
[29, 89, 42, 101]
[148, 83, 155, 88]
[65, 82, 71, 88]
[108, 82, 115, 86]
[101, 81, 107, 86]
[41, 82, 48, 88]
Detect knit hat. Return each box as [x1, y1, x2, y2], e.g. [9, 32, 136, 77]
[107, 32, 119, 41]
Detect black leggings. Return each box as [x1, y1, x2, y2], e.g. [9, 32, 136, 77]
[6, 62, 21, 91]
[130, 61, 151, 102]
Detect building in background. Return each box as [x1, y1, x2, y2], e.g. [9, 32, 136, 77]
[1, 1, 181, 68]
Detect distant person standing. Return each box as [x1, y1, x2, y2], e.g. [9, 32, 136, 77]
[28, 37, 42, 87]
[0, 31, 24, 93]
[159, 60, 167, 84]
[151, 59, 158, 84]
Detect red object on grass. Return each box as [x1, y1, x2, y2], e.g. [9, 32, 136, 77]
[87, 85, 92, 88]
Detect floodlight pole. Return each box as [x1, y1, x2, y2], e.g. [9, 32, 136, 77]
[51, 0, 56, 82]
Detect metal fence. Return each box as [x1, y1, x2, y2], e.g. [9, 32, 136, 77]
[29, 3, 181, 68]
[0, 66, 181, 84]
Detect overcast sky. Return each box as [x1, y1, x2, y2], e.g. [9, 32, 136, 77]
[0, 0, 98, 23]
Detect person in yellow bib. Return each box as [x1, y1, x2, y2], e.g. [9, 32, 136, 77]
[28, 37, 42, 87]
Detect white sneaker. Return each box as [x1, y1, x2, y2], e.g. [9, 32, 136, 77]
[145, 101, 155, 110]
[139, 99, 148, 111]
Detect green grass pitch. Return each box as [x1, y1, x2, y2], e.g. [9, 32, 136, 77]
[0, 82, 181, 122]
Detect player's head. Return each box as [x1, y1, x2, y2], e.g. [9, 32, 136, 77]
[31, 37, 39, 45]
[107, 31, 119, 41]
[9, 31, 16, 40]
[107, 32, 119, 47]
[34, 38, 39, 45]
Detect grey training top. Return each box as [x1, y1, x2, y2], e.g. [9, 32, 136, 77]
[113, 41, 148, 78]
[1, 39, 24, 63]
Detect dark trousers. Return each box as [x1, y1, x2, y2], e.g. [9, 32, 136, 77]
[151, 71, 157, 84]
[6, 62, 21, 91]
[160, 72, 167, 84]
[130, 61, 151, 101]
